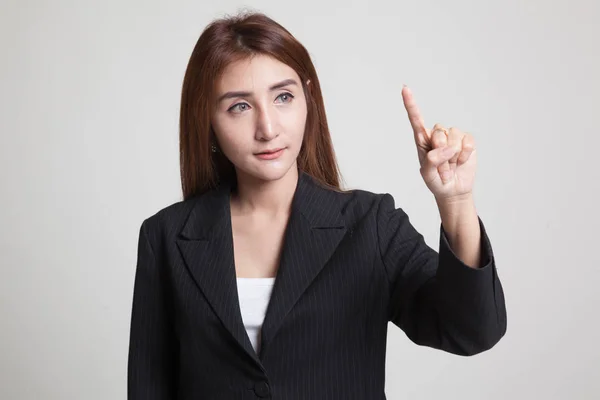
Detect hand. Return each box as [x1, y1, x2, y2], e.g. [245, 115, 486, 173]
[401, 85, 477, 202]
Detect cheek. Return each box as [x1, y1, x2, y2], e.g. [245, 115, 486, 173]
[292, 108, 308, 142]
[283, 104, 308, 139]
[220, 133, 250, 159]
[213, 118, 250, 151]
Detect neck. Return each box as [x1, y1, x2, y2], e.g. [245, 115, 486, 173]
[232, 166, 299, 217]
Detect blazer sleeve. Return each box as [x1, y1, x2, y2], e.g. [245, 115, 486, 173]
[376, 193, 507, 356]
[128, 220, 178, 399]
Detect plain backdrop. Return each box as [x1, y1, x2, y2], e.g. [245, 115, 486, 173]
[1, 0, 599, 398]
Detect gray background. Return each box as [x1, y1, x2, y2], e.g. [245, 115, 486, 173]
[1, 0, 599, 398]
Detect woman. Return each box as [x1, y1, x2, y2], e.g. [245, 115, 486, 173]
[128, 11, 507, 400]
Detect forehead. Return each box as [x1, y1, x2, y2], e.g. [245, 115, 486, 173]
[216, 55, 300, 91]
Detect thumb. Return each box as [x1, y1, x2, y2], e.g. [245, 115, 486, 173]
[421, 145, 458, 182]
[427, 145, 457, 167]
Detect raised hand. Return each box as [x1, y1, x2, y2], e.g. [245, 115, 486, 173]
[401, 85, 477, 201]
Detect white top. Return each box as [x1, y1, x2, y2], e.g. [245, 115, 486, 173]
[236, 277, 276, 354]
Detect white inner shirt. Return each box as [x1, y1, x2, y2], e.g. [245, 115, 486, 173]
[236, 277, 276, 354]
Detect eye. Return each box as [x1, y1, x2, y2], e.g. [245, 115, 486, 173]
[227, 102, 250, 113]
[276, 92, 294, 103]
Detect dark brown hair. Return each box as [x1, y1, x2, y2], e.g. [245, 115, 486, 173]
[179, 11, 343, 200]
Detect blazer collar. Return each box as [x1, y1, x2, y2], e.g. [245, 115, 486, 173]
[176, 170, 347, 370]
[179, 170, 345, 240]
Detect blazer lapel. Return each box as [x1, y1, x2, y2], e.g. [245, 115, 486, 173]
[175, 182, 263, 368]
[259, 171, 347, 355]
[175, 171, 347, 366]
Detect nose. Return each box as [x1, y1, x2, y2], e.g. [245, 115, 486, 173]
[255, 107, 279, 141]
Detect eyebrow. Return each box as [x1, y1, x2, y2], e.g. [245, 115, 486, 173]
[217, 78, 299, 103]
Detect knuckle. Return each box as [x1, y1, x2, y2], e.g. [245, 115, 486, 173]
[426, 150, 438, 164]
[432, 134, 446, 147]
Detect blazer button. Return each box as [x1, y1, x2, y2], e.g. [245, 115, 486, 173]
[254, 381, 270, 398]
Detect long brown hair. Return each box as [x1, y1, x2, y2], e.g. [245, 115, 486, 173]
[179, 11, 343, 200]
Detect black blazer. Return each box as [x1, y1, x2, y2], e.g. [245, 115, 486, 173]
[128, 171, 507, 400]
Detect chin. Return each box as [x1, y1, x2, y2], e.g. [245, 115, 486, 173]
[238, 160, 297, 183]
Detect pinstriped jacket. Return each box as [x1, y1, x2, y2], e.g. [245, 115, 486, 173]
[127, 170, 507, 399]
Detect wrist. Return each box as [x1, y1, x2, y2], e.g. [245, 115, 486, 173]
[435, 192, 474, 210]
[435, 192, 477, 233]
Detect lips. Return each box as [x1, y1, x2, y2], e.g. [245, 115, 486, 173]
[256, 148, 284, 155]
[255, 147, 285, 160]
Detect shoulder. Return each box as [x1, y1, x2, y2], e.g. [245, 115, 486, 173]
[137, 192, 210, 243]
[329, 187, 397, 224]
[143, 197, 194, 226]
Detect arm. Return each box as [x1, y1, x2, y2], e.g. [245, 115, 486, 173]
[128, 220, 178, 399]
[376, 193, 507, 356]
[436, 192, 482, 269]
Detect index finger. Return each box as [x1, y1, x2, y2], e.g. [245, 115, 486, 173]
[402, 85, 428, 142]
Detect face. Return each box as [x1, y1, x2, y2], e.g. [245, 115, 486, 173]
[211, 54, 308, 183]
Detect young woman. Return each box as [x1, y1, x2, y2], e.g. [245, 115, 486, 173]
[128, 11, 507, 400]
